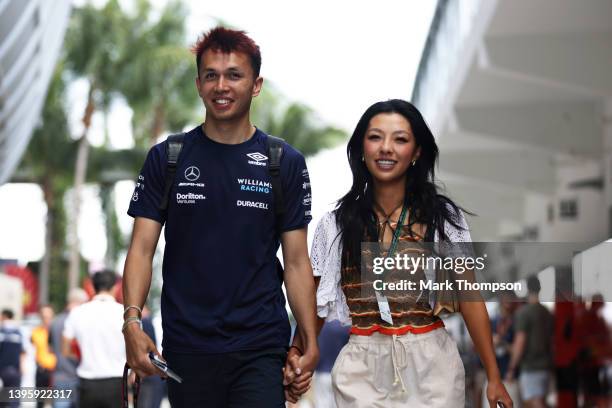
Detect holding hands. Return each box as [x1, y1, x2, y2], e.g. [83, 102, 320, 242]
[283, 345, 319, 403]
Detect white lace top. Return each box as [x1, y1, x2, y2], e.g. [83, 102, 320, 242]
[312, 209, 472, 326]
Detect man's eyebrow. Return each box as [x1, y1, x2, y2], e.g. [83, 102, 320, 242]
[202, 67, 243, 73]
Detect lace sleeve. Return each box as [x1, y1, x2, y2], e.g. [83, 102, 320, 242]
[312, 212, 352, 326]
[433, 207, 472, 243]
[428, 207, 473, 309]
[311, 213, 330, 277]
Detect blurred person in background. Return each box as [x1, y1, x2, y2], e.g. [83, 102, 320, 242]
[507, 275, 554, 408]
[554, 292, 582, 408]
[0, 309, 25, 408]
[580, 293, 611, 408]
[62, 270, 125, 407]
[485, 291, 520, 407]
[31, 304, 57, 408]
[49, 288, 88, 408]
[313, 321, 350, 408]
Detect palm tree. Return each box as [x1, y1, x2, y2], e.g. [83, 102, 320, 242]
[119, 1, 199, 148]
[252, 85, 346, 157]
[63, 0, 130, 290]
[12, 66, 75, 308]
[89, 145, 148, 267]
[12, 63, 149, 307]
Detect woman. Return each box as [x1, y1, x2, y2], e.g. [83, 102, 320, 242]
[285, 100, 513, 407]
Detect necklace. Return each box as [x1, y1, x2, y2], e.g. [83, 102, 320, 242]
[374, 202, 405, 241]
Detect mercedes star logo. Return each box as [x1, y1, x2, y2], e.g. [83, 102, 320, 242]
[184, 166, 200, 181]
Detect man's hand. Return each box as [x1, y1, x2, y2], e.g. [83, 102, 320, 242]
[283, 346, 319, 403]
[123, 323, 165, 378]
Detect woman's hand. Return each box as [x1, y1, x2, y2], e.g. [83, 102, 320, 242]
[283, 346, 316, 403]
[283, 347, 302, 403]
[486, 379, 513, 408]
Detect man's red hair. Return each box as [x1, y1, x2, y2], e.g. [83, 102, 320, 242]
[192, 27, 261, 77]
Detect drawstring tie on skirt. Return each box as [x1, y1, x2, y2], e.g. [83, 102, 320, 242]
[391, 334, 407, 393]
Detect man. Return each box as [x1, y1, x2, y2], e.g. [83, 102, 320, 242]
[49, 288, 88, 408]
[122, 27, 319, 407]
[580, 294, 611, 408]
[507, 275, 554, 408]
[0, 309, 25, 408]
[63, 271, 125, 407]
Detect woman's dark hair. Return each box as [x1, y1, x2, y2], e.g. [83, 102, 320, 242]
[335, 99, 468, 269]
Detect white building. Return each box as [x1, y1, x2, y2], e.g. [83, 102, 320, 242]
[0, 0, 71, 185]
[412, 0, 612, 242]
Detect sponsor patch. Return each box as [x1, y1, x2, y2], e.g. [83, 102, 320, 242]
[178, 182, 205, 188]
[176, 192, 206, 204]
[237, 178, 271, 194]
[237, 200, 269, 210]
[246, 152, 268, 166]
[184, 166, 200, 181]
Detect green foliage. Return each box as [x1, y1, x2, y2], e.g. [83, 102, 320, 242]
[64, 0, 129, 97]
[48, 260, 69, 312]
[88, 146, 147, 182]
[13, 67, 73, 307]
[252, 86, 346, 157]
[99, 183, 122, 266]
[15, 66, 75, 188]
[118, 1, 199, 146]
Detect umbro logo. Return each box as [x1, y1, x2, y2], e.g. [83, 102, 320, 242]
[247, 152, 268, 167]
[246, 152, 268, 162]
[184, 166, 200, 181]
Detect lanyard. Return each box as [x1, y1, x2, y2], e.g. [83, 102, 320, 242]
[386, 205, 408, 258]
[375, 204, 408, 325]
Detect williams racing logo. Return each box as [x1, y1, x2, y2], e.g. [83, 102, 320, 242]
[246, 152, 268, 166]
[237, 178, 271, 194]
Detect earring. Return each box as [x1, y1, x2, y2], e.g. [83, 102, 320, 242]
[361, 156, 365, 162]
[411, 160, 416, 167]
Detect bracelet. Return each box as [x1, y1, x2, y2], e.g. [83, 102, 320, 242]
[123, 305, 142, 319]
[122, 317, 142, 333]
[289, 345, 303, 355]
